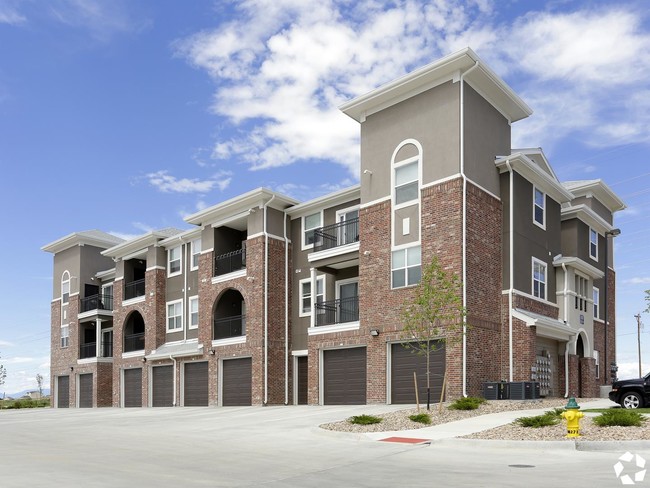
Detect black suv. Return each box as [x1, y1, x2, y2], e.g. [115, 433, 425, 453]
[609, 373, 650, 408]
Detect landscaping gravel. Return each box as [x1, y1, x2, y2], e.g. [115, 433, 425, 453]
[321, 398, 650, 441]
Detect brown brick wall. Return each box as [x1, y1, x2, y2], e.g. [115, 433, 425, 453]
[50, 297, 78, 407]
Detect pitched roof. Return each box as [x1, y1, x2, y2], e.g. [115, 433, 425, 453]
[42, 230, 125, 254]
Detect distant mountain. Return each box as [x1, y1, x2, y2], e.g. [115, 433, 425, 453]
[3, 389, 50, 400]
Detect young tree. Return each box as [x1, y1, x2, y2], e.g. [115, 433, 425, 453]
[0, 352, 6, 388]
[645, 290, 650, 314]
[36, 373, 44, 398]
[400, 256, 467, 410]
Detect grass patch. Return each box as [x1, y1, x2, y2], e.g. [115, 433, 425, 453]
[515, 411, 561, 428]
[448, 397, 486, 411]
[349, 414, 382, 425]
[0, 398, 50, 409]
[409, 413, 432, 425]
[593, 410, 647, 427]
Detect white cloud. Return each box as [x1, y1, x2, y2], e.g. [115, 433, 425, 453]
[3, 356, 34, 365]
[146, 170, 232, 194]
[0, 340, 14, 347]
[0, 0, 26, 25]
[623, 277, 650, 285]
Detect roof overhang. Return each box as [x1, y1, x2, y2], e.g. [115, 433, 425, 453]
[512, 308, 576, 342]
[285, 185, 360, 219]
[145, 341, 203, 360]
[495, 153, 574, 204]
[102, 230, 182, 260]
[339, 47, 532, 124]
[553, 256, 604, 280]
[184, 188, 299, 227]
[563, 180, 626, 213]
[561, 204, 617, 236]
[158, 227, 202, 248]
[42, 231, 124, 254]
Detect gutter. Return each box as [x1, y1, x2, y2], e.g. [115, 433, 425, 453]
[459, 60, 480, 397]
[561, 262, 570, 398]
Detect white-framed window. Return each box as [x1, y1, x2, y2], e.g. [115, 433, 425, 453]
[61, 325, 69, 348]
[168, 246, 181, 276]
[532, 258, 547, 300]
[191, 238, 201, 270]
[302, 212, 322, 250]
[335, 206, 360, 246]
[189, 296, 199, 329]
[61, 271, 70, 303]
[300, 276, 325, 317]
[589, 228, 598, 261]
[593, 286, 600, 319]
[533, 187, 545, 229]
[394, 158, 419, 207]
[392, 245, 422, 289]
[594, 350, 600, 379]
[574, 274, 588, 312]
[166, 300, 183, 332]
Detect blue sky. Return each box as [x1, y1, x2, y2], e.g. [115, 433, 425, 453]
[1, 0, 649, 395]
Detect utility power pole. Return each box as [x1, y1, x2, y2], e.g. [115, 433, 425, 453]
[635, 313, 643, 377]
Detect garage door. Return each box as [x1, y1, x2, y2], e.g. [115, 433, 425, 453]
[323, 347, 366, 405]
[78, 373, 93, 408]
[184, 362, 208, 406]
[152, 365, 173, 407]
[57, 376, 69, 408]
[297, 356, 308, 405]
[222, 358, 251, 406]
[123, 368, 142, 408]
[391, 342, 445, 404]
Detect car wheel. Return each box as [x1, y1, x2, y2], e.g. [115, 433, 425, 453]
[621, 392, 643, 409]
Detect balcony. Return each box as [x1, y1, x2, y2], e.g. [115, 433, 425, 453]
[124, 278, 145, 300]
[213, 315, 246, 340]
[313, 218, 359, 253]
[80, 342, 96, 359]
[315, 296, 359, 326]
[213, 248, 246, 277]
[124, 332, 145, 353]
[80, 294, 114, 313]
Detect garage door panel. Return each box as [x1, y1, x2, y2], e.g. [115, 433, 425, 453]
[79, 373, 93, 408]
[297, 356, 308, 405]
[222, 358, 251, 406]
[323, 348, 366, 405]
[123, 368, 142, 408]
[57, 376, 70, 408]
[152, 365, 173, 407]
[184, 362, 208, 406]
[391, 342, 445, 404]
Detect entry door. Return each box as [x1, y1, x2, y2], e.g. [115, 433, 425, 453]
[152, 365, 174, 407]
[337, 208, 359, 245]
[337, 281, 359, 323]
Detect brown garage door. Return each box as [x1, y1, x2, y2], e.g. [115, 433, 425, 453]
[78, 373, 93, 408]
[297, 356, 308, 405]
[152, 365, 173, 407]
[184, 362, 208, 406]
[222, 358, 251, 406]
[123, 368, 142, 408]
[323, 347, 366, 405]
[391, 341, 445, 404]
[57, 375, 69, 408]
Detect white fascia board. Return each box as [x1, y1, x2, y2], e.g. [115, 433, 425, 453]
[565, 180, 626, 213]
[158, 227, 202, 247]
[561, 204, 615, 235]
[42, 233, 123, 254]
[512, 308, 576, 341]
[511, 147, 559, 182]
[553, 256, 604, 280]
[285, 185, 361, 219]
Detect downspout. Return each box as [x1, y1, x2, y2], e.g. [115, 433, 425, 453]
[180, 236, 187, 343]
[505, 160, 514, 382]
[263, 194, 276, 405]
[170, 355, 177, 406]
[561, 262, 570, 397]
[459, 60, 479, 397]
[283, 209, 289, 405]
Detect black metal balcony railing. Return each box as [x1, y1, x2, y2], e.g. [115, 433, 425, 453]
[124, 279, 145, 300]
[102, 341, 113, 358]
[80, 342, 96, 359]
[124, 332, 145, 353]
[313, 218, 359, 253]
[80, 294, 114, 313]
[315, 296, 359, 326]
[213, 248, 246, 277]
[213, 315, 246, 340]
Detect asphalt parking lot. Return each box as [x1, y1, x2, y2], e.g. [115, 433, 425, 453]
[1, 405, 648, 487]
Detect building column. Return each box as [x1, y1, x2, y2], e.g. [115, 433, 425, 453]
[310, 267, 316, 329]
[95, 318, 102, 358]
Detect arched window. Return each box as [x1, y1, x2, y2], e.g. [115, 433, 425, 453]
[61, 271, 70, 304]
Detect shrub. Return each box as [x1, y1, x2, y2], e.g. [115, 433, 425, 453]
[515, 411, 561, 428]
[448, 397, 486, 411]
[349, 414, 382, 425]
[409, 413, 432, 425]
[593, 410, 646, 427]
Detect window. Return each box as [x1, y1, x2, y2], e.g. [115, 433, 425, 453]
[300, 276, 324, 317]
[594, 350, 600, 379]
[61, 271, 70, 303]
[589, 228, 598, 261]
[167, 300, 183, 331]
[394, 160, 419, 206]
[303, 212, 322, 249]
[532, 258, 547, 300]
[575, 274, 588, 312]
[533, 187, 545, 228]
[593, 287, 600, 319]
[61, 325, 69, 348]
[191, 239, 201, 270]
[168, 246, 181, 276]
[392, 245, 421, 288]
[189, 296, 199, 329]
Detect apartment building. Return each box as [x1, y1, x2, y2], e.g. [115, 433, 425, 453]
[43, 48, 625, 408]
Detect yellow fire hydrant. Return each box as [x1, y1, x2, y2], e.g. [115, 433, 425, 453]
[560, 397, 584, 438]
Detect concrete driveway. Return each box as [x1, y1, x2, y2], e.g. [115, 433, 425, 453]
[1, 405, 648, 487]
